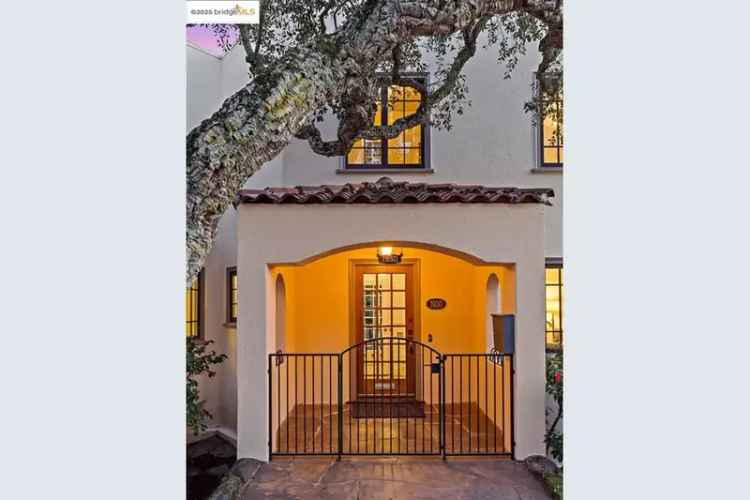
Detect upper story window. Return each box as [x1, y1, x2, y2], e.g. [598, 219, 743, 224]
[545, 259, 563, 350]
[226, 267, 238, 324]
[538, 73, 563, 168]
[345, 77, 429, 171]
[186, 270, 204, 338]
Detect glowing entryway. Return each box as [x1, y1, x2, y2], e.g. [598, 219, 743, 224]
[265, 243, 516, 457]
[354, 264, 416, 398]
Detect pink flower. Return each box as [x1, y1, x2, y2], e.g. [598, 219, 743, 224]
[554, 371, 562, 383]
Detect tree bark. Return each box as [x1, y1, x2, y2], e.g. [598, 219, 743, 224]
[186, 49, 346, 281]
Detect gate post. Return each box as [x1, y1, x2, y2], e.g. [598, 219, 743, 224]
[337, 353, 343, 460]
[267, 354, 272, 461]
[440, 354, 446, 460]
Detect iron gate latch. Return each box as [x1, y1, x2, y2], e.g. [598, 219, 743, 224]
[426, 355, 443, 374]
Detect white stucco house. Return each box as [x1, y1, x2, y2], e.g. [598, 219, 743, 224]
[186, 30, 563, 462]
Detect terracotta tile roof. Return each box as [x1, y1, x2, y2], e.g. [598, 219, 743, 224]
[238, 177, 554, 205]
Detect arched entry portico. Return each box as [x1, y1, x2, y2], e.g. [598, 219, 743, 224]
[237, 199, 547, 461]
[263, 242, 517, 458]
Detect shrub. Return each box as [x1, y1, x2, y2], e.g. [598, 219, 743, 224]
[545, 350, 563, 462]
[187, 337, 228, 435]
[544, 472, 563, 499]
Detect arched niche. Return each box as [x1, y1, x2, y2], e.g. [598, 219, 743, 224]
[485, 273, 501, 351]
[275, 274, 286, 352]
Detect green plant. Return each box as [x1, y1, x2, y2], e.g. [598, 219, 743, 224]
[187, 337, 227, 435]
[545, 350, 563, 462]
[544, 472, 563, 499]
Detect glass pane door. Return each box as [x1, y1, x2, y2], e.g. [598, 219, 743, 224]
[363, 272, 407, 391]
[356, 265, 415, 397]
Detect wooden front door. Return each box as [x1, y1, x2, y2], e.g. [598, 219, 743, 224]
[354, 264, 416, 398]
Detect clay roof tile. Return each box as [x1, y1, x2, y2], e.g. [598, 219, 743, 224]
[238, 177, 553, 206]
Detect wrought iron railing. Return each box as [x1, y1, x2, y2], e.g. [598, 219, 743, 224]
[268, 338, 513, 459]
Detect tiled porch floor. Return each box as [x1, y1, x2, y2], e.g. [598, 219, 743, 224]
[274, 402, 509, 455]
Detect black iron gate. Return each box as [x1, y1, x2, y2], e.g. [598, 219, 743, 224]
[268, 338, 514, 459]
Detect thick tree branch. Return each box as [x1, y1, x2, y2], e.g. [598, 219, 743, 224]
[397, 0, 525, 35]
[293, 73, 379, 157]
[294, 123, 349, 156]
[358, 16, 489, 141]
[186, 0, 563, 282]
[526, 0, 563, 90]
[186, 47, 346, 281]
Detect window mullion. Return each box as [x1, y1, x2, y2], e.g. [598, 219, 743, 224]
[381, 85, 388, 167]
[344, 76, 429, 170]
[420, 100, 425, 166]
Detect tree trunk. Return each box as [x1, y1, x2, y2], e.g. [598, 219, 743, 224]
[185, 1, 538, 283]
[186, 49, 346, 282]
[185, 0, 403, 283]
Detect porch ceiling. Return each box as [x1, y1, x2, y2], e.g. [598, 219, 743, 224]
[238, 177, 553, 205]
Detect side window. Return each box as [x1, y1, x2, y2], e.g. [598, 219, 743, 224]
[186, 269, 204, 338]
[538, 73, 563, 168]
[545, 260, 563, 350]
[226, 267, 237, 324]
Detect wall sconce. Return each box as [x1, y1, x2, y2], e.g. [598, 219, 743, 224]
[377, 246, 403, 264]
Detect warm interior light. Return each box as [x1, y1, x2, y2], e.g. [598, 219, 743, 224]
[376, 246, 402, 264]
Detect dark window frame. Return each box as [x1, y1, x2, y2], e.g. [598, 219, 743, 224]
[343, 73, 431, 172]
[545, 257, 563, 351]
[186, 269, 205, 339]
[226, 266, 238, 324]
[537, 73, 563, 169]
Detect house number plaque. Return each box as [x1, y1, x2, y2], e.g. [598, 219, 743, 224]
[426, 298, 447, 310]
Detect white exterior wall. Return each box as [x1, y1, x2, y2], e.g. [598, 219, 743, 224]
[188, 42, 561, 256]
[257, 42, 561, 257]
[186, 39, 561, 442]
[237, 203, 547, 461]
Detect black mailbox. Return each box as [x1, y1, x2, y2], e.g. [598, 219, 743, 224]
[491, 314, 515, 354]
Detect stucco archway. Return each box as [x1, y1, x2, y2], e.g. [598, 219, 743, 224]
[239, 202, 546, 461]
[285, 240, 498, 267]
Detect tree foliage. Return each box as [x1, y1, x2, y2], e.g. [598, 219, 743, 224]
[186, 1, 563, 282]
[202, 1, 561, 133]
[187, 337, 228, 435]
